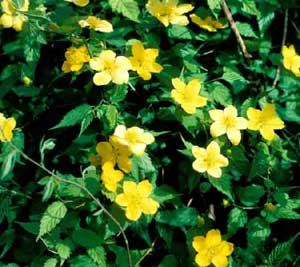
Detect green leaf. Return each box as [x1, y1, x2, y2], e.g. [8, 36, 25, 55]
[17, 221, 39, 235]
[222, 67, 248, 94]
[105, 105, 118, 130]
[51, 104, 91, 129]
[241, 0, 260, 16]
[108, 0, 140, 22]
[227, 146, 250, 175]
[72, 228, 104, 248]
[209, 174, 234, 201]
[131, 153, 155, 179]
[159, 255, 178, 267]
[38, 201, 67, 239]
[210, 82, 232, 106]
[152, 185, 179, 203]
[247, 218, 270, 247]
[268, 233, 299, 264]
[56, 242, 72, 262]
[69, 255, 98, 267]
[207, 0, 222, 15]
[155, 207, 198, 227]
[79, 112, 93, 136]
[236, 22, 257, 38]
[109, 85, 128, 103]
[88, 246, 106, 266]
[43, 258, 57, 267]
[237, 185, 265, 207]
[227, 208, 248, 234]
[249, 142, 270, 179]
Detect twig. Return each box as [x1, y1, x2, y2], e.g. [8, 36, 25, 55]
[5, 139, 132, 267]
[221, 1, 252, 59]
[272, 9, 289, 89]
[134, 238, 158, 267]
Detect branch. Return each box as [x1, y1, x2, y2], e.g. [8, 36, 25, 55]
[6, 139, 132, 267]
[221, 1, 252, 59]
[272, 9, 289, 89]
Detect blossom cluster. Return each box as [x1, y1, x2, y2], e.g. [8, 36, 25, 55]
[0, 113, 16, 142]
[282, 44, 300, 76]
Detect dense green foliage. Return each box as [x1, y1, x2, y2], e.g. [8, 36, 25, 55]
[1, 0, 300, 267]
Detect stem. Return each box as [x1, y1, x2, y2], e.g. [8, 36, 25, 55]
[221, 1, 252, 59]
[134, 238, 158, 267]
[272, 9, 288, 89]
[6, 140, 132, 267]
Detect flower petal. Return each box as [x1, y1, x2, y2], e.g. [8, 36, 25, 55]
[192, 236, 207, 252]
[115, 193, 129, 206]
[210, 121, 226, 137]
[195, 252, 211, 267]
[206, 229, 222, 246]
[93, 71, 111, 86]
[125, 204, 142, 221]
[219, 241, 234, 256]
[137, 180, 153, 197]
[211, 255, 228, 267]
[140, 198, 159, 214]
[123, 181, 137, 195]
[227, 129, 241, 145]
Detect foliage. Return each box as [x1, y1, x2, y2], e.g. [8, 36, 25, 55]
[1, 0, 300, 267]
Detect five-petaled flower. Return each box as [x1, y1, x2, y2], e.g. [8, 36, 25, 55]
[146, 0, 194, 27]
[89, 50, 132, 86]
[209, 105, 248, 145]
[96, 136, 132, 173]
[281, 45, 300, 77]
[129, 41, 163, 80]
[192, 141, 228, 178]
[65, 0, 89, 7]
[112, 125, 155, 156]
[100, 161, 124, 192]
[247, 103, 284, 141]
[115, 180, 159, 221]
[190, 14, 225, 32]
[79, 16, 113, 32]
[0, 113, 16, 142]
[171, 78, 207, 114]
[61, 46, 91, 73]
[192, 229, 234, 267]
[0, 0, 29, 31]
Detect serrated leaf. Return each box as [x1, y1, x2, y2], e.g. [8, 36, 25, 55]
[236, 22, 257, 38]
[152, 185, 179, 203]
[241, 0, 260, 16]
[108, 0, 140, 22]
[105, 105, 118, 130]
[72, 228, 103, 248]
[131, 153, 155, 179]
[209, 174, 234, 201]
[207, 0, 222, 15]
[228, 208, 248, 234]
[210, 81, 232, 106]
[155, 207, 198, 227]
[69, 255, 98, 267]
[79, 112, 93, 136]
[56, 242, 71, 261]
[88, 246, 106, 266]
[237, 185, 265, 206]
[247, 218, 270, 247]
[249, 142, 270, 179]
[43, 258, 57, 267]
[51, 104, 91, 129]
[38, 201, 67, 239]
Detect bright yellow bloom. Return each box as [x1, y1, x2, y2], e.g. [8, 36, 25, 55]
[190, 14, 225, 32]
[192, 141, 229, 178]
[192, 229, 234, 267]
[61, 46, 90, 73]
[112, 125, 155, 156]
[100, 161, 124, 192]
[209, 105, 248, 145]
[0, 113, 16, 142]
[0, 0, 29, 31]
[96, 137, 132, 173]
[146, 0, 194, 27]
[115, 180, 159, 221]
[65, 0, 89, 7]
[129, 41, 163, 80]
[89, 50, 132, 86]
[78, 16, 113, 32]
[247, 103, 284, 141]
[23, 76, 32, 86]
[171, 78, 207, 114]
[282, 45, 300, 76]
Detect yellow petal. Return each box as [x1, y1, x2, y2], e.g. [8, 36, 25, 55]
[227, 129, 241, 145]
[236, 117, 248, 130]
[207, 166, 222, 178]
[181, 103, 196, 114]
[247, 107, 261, 122]
[89, 57, 104, 71]
[192, 159, 208, 173]
[117, 156, 132, 173]
[220, 241, 234, 256]
[130, 143, 146, 156]
[115, 193, 129, 206]
[206, 141, 220, 156]
[172, 78, 185, 91]
[140, 198, 159, 214]
[224, 105, 237, 117]
[206, 229, 222, 246]
[125, 203, 142, 221]
[111, 68, 129, 84]
[260, 127, 275, 141]
[123, 181, 137, 195]
[170, 15, 189, 26]
[115, 56, 132, 70]
[96, 141, 114, 162]
[137, 180, 153, 197]
[211, 255, 228, 267]
[73, 0, 89, 7]
[192, 146, 207, 159]
[141, 132, 155, 144]
[210, 121, 226, 137]
[195, 252, 211, 267]
[93, 71, 111, 86]
[132, 41, 144, 56]
[0, 13, 13, 28]
[176, 4, 194, 14]
[209, 109, 224, 121]
[96, 19, 113, 32]
[192, 236, 207, 252]
[186, 79, 200, 92]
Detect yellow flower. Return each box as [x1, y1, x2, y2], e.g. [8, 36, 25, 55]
[61, 46, 90, 73]
[171, 78, 207, 114]
[89, 50, 132, 86]
[0, 0, 29, 31]
[23, 76, 32, 86]
[115, 180, 159, 221]
[78, 16, 113, 32]
[282, 45, 300, 76]
[192, 229, 234, 267]
[0, 113, 16, 142]
[192, 141, 229, 178]
[112, 125, 155, 156]
[247, 103, 284, 141]
[190, 14, 225, 32]
[129, 41, 163, 80]
[209, 105, 248, 145]
[65, 0, 89, 7]
[100, 161, 124, 192]
[96, 137, 132, 173]
[146, 0, 194, 27]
